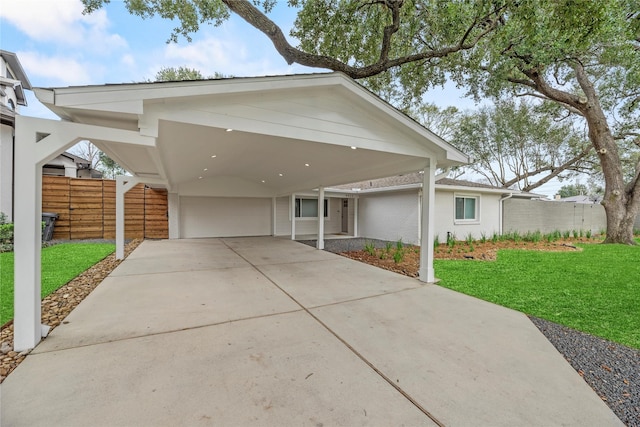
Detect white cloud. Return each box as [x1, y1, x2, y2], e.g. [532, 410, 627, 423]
[0, 0, 127, 50]
[18, 51, 92, 86]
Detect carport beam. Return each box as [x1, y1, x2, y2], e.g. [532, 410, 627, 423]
[418, 160, 436, 283]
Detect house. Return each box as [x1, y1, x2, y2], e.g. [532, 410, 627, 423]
[0, 50, 32, 220]
[0, 51, 102, 221]
[321, 172, 544, 244]
[42, 151, 103, 179]
[14, 72, 470, 349]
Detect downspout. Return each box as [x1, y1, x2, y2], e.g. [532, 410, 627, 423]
[499, 193, 513, 235]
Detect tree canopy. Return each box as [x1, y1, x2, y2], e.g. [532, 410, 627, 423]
[81, 0, 640, 244]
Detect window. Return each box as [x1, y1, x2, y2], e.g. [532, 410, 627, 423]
[295, 198, 328, 218]
[455, 196, 478, 221]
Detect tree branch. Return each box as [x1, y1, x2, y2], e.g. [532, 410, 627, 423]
[221, 0, 501, 79]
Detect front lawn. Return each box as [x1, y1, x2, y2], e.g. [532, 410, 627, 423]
[434, 243, 640, 349]
[0, 243, 115, 325]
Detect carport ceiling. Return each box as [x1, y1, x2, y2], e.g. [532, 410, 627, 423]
[35, 72, 468, 195]
[156, 120, 430, 195]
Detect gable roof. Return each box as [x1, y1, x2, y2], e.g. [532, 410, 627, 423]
[34, 72, 470, 197]
[0, 50, 32, 106]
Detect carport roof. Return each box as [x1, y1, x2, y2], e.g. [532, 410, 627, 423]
[34, 72, 469, 196]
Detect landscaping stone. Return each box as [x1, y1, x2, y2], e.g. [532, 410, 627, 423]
[0, 239, 142, 384]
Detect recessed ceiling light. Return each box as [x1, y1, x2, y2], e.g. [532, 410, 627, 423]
[211, 155, 217, 158]
[304, 163, 310, 167]
[226, 128, 233, 132]
[198, 176, 203, 179]
[203, 168, 208, 171]
[261, 180, 265, 183]
[350, 146, 357, 150]
[278, 173, 283, 177]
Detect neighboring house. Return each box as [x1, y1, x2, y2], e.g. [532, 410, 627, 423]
[0, 51, 103, 220]
[553, 194, 602, 204]
[0, 50, 31, 220]
[42, 151, 103, 179]
[318, 172, 544, 244]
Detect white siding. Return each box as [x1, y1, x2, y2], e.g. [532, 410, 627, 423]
[357, 188, 503, 245]
[358, 190, 420, 245]
[434, 190, 501, 242]
[274, 197, 342, 236]
[179, 196, 271, 238]
[0, 125, 13, 219]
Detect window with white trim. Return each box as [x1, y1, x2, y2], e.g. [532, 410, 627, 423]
[295, 198, 328, 218]
[455, 195, 479, 221]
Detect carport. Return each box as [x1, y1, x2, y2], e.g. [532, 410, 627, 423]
[14, 72, 468, 350]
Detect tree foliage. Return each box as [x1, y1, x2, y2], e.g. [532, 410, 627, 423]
[449, 99, 593, 192]
[81, 0, 640, 244]
[153, 66, 229, 81]
[557, 184, 590, 199]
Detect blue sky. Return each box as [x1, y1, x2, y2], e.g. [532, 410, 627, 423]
[0, 0, 568, 196]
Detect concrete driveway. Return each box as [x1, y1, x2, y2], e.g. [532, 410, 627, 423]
[1, 237, 622, 426]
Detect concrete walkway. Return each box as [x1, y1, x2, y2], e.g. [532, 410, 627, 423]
[1, 237, 622, 426]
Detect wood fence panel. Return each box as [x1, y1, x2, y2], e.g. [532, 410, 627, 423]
[41, 176, 169, 240]
[42, 176, 71, 240]
[70, 179, 104, 239]
[144, 188, 169, 239]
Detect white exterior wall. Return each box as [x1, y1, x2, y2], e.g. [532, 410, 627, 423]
[434, 190, 501, 242]
[274, 197, 342, 236]
[357, 188, 503, 245]
[179, 196, 272, 238]
[358, 190, 420, 245]
[0, 124, 13, 219]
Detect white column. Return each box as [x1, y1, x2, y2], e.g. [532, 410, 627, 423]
[290, 193, 296, 240]
[13, 129, 43, 351]
[168, 193, 180, 239]
[115, 176, 139, 259]
[115, 176, 126, 260]
[418, 160, 436, 282]
[353, 197, 359, 237]
[272, 197, 277, 236]
[317, 187, 325, 250]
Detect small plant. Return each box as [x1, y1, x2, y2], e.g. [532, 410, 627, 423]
[385, 241, 394, 253]
[393, 249, 405, 264]
[433, 235, 440, 249]
[364, 241, 376, 256]
[465, 233, 474, 245]
[579, 229, 584, 238]
[468, 243, 474, 252]
[0, 212, 14, 253]
[572, 229, 578, 238]
[586, 229, 592, 239]
[447, 233, 457, 248]
[545, 233, 555, 243]
[563, 230, 571, 239]
[396, 239, 404, 251]
[480, 232, 487, 243]
[491, 232, 499, 243]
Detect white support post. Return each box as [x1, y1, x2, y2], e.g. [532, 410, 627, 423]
[317, 187, 325, 250]
[290, 193, 296, 240]
[353, 197, 359, 237]
[418, 159, 436, 283]
[168, 193, 180, 239]
[272, 197, 277, 236]
[13, 117, 82, 351]
[13, 132, 43, 351]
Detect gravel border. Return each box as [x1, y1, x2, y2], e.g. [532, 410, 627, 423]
[301, 237, 639, 426]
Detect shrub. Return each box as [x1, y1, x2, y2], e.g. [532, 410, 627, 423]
[465, 233, 474, 245]
[586, 229, 592, 239]
[385, 241, 393, 253]
[433, 235, 440, 249]
[0, 212, 14, 253]
[480, 232, 487, 243]
[364, 241, 376, 256]
[396, 239, 403, 251]
[447, 233, 457, 248]
[393, 249, 404, 264]
[563, 230, 571, 239]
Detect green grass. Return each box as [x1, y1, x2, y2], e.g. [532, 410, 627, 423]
[0, 243, 115, 325]
[434, 243, 640, 349]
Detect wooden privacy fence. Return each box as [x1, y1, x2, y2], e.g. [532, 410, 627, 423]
[42, 176, 168, 240]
